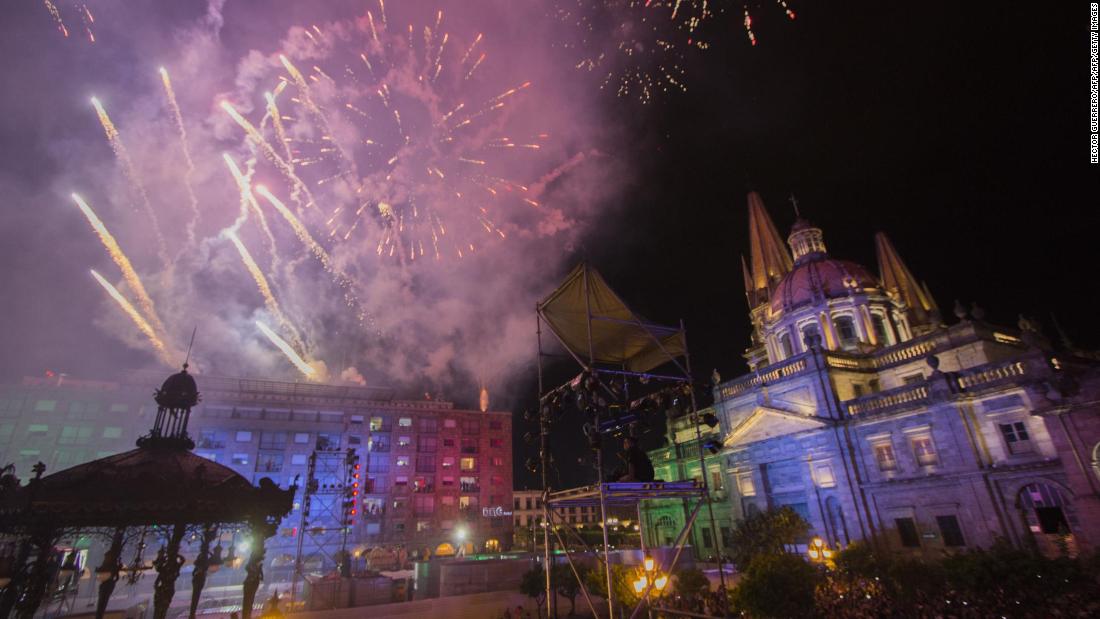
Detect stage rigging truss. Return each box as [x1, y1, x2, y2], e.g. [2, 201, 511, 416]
[535, 263, 727, 619]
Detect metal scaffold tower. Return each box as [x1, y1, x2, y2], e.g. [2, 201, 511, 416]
[535, 263, 727, 619]
[291, 445, 362, 602]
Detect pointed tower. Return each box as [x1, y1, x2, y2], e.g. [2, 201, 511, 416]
[746, 192, 793, 308]
[875, 232, 940, 332]
[740, 254, 754, 308]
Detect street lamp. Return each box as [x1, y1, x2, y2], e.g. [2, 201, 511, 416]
[633, 554, 668, 597]
[807, 537, 835, 568]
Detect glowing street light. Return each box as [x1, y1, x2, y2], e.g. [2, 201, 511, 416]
[807, 536, 835, 568]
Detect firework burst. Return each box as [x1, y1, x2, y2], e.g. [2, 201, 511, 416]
[41, 1, 95, 42]
[229, 1, 547, 264]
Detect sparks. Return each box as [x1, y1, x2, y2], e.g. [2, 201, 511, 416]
[255, 320, 317, 379]
[158, 67, 200, 247]
[90, 269, 171, 364]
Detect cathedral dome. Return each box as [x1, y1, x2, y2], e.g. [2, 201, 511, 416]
[770, 254, 881, 314]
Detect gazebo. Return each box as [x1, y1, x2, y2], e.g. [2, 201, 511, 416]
[0, 365, 296, 619]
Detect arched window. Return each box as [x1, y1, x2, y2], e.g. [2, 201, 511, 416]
[834, 316, 858, 349]
[777, 333, 793, 359]
[871, 314, 889, 345]
[801, 324, 821, 349]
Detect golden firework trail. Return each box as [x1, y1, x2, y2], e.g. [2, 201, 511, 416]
[71, 193, 167, 337]
[220, 100, 317, 212]
[90, 97, 169, 267]
[278, 55, 356, 183]
[158, 67, 200, 247]
[223, 153, 277, 260]
[90, 269, 171, 365]
[225, 230, 304, 352]
[43, 0, 68, 37]
[255, 320, 316, 379]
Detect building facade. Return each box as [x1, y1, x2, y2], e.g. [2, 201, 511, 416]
[639, 408, 735, 559]
[707, 193, 1100, 558]
[0, 372, 513, 575]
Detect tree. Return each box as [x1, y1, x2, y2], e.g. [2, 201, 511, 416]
[730, 553, 820, 618]
[728, 506, 809, 570]
[520, 565, 547, 619]
[552, 563, 591, 616]
[584, 563, 641, 618]
[671, 567, 710, 600]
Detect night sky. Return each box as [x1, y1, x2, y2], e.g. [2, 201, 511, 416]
[517, 1, 1098, 488]
[0, 3, 1094, 489]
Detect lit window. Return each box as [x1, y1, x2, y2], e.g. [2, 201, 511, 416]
[491, 456, 504, 467]
[873, 442, 898, 471]
[398, 436, 411, 447]
[350, 415, 364, 424]
[34, 400, 57, 412]
[489, 438, 503, 448]
[442, 476, 454, 486]
[460, 457, 476, 471]
[910, 436, 938, 466]
[444, 418, 457, 428]
[235, 431, 253, 443]
[370, 416, 385, 431]
[999, 422, 1032, 455]
[26, 424, 49, 435]
[394, 476, 408, 486]
[291, 454, 308, 466]
[813, 463, 836, 488]
[294, 432, 310, 444]
[442, 456, 455, 468]
[398, 417, 413, 427]
[737, 474, 756, 497]
[231, 453, 249, 466]
[901, 373, 924, 385]
[396, 456, 410, 467]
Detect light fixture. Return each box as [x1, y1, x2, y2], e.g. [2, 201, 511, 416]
[654, 575, 668, 591]
[643, 556, 655, 573]
[633, 576, 648, 594]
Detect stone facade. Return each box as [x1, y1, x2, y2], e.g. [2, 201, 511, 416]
[708, 194, 1100, 558]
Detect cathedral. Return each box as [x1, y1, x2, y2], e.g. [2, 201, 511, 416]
[709, 192, 1100, 557]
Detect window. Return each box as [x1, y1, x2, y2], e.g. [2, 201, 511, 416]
[418, 436, 438, 452]
[460, 457, 476, 471]
[417, 521, 431, 532]
[413, 475, 434, 492]
[419, 418, 438, 433]
[58, 426, 92, 445]
[394, 476, 409, 487]
[835, 316, 858, 348]
[778, 333, 793, 359]
[444, 418, 457, 428]
[491, 475, 503, 487]
[348, 435, 362, 446]
[235, 431, 253, 443]
[901, 373, 924, 385]
[394, 523, 405, 533]
[711, 470, 724, 491]
[442, 456, 455, 468]
[910, 436, 938, 466]
[370, 416, 385, 431]
[737, 474, 756, 497]
[398, 417, 412, 427]
[701, 527, 713, 548]
[460, 476, 479, 492]
[801, 324, 821, 349]
[462, 419, 480, 435]
[26, 424, 49, 435]
[442, 495, 455, 506]
[461, 438, 477, 454]
[873, 442, 898, 471]
[459, 495, 479, 510]
[489, 421, 503, 430]
[291, 454, 308, 466]
[34, 400, 57, 412]
[198, 430, 226, 449]
[852, 383, 865, 398]
[350, 414, 364, 424]
[999, 422, 1032, 455]
[259, 431, 287, 450]
[895, 517, 921, 548]
[109, 403, 128, 413]
[370, 437, 389, 452]
[491, 456, 504, 467]
[416, 455, 435, 472]
[442, 476, 454, 487]
[398, 436, 411, 447]
[871, 314, 889, 344]
[936, 515, 966, 547]
[489, 438, 503, 449]
[316, 432, 340, 451]
[414, 495, 434, 515]
[196, 451, 217, 462]
[443, 438, 455, 447]
[232, 453, 249, 466]
[256, 453, 284, 473]
[292, 432, 309, 444]
[396, 456, 410, 467]
[369, 454, 390, 473]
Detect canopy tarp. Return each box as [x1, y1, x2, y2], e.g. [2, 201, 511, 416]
[538, 263, 687, 374]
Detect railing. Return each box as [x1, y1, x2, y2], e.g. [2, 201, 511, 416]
[718, 354, 810, 399]
[846, 383, 929, 415]
[956, 360, 1028, 390]
[872, 338, 937, 368]
[825, 353, 873, 370]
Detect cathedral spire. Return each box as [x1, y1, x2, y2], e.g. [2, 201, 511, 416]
[747, 192, 793, 294]
[741, 254, 754, 306]
[875, 231, 938, 324]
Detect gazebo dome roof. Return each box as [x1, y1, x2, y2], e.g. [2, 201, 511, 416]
[0, 447, 289, 529]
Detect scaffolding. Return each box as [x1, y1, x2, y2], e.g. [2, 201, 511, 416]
[536, 263, 725, 618]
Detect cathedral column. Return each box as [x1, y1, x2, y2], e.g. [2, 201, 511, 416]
[859, 306, 878, 346]
[819, 312, 839, 350]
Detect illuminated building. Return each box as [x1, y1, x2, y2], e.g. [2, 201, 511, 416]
[0, 373, 513, 577]
[708, 192, 1100, 556]
[639, 408, 734, 558]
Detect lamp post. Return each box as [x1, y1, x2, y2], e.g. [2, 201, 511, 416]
[807, 536, 835, 569]
[632, 553, 668, 617]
